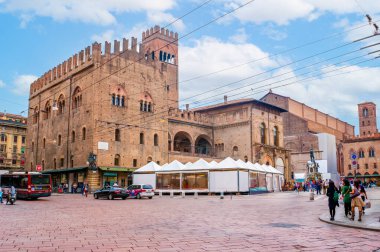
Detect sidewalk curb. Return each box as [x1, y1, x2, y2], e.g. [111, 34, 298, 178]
[319, 215, 380, 232]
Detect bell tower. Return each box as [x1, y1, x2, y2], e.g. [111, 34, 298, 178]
[358, 102, 377, 136]
[142, 25, 179, 109]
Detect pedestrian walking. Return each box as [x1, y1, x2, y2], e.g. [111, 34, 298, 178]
[326, 180, 339, 221]
[350, 180, 365, 222]
[0, 187, 3, 204]
[83, 183, 88, 197]
[359, 181, 368, 215]
[341, 179, 352, 217]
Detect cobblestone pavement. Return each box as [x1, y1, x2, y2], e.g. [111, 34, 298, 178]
[1, 191, 380, 252]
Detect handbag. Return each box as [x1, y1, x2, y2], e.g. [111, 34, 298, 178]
[365, 200, 371, 209]
[350, 188, 360, 199]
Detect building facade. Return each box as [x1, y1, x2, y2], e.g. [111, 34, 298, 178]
[342, 102, 380, 183]
[0, 113, 27, 171]
[26, 25, 290, 191]
[261, 91, 355, 178]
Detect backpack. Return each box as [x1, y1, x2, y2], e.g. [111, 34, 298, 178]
[333, 190, 339, 202]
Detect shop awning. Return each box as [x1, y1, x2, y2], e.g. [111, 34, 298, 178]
[41, 167, 88, 174]
[345, 174, 380, 178]
[99, 167, 135, 172]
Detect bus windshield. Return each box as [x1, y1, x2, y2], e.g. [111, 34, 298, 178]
[31, 175, 50, 185]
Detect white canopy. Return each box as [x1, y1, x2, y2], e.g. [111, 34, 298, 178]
[236, 159, 251, 169]
[262, 164, 283, 174]
[134, 161, 161, 173]
[216, 157, 240, 169]
[161, 160, 186, 172]
[246, 161, 266, 173]
[186, 158, 211, 170]
[209, 160, 218, 167]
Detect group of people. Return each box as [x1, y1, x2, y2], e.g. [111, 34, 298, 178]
[0, 186, 16, 205]
[57, 182, 89, 196]
[327, 179, 368, 221]
[293, 179, 329, 194]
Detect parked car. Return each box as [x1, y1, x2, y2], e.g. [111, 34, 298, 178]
[126, 184, 154, 199]
[93, 186, 129, 200]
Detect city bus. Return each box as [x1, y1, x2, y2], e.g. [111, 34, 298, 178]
[0, 172, 52, 199]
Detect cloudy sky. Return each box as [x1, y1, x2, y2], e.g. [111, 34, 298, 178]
[1, 0, 380, 133]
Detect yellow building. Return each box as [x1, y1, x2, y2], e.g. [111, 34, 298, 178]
[0, 112, 27, 171]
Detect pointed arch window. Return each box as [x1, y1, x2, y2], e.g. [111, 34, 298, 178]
[154, 134, 158, 146]
[359, 149, 365, 158]
[115, 129, 121, 142]
[140, 133, 144, 145]
[363, 108, 369, 117]
[369, 148, 375, 157]
[71, 131, 76, 143]
[82, 127, 86, 140]
[72, 86, 82, 109]
[273, 126, 279, 146]
[260, 123, 266, 144]
[58, 95, 65, 115]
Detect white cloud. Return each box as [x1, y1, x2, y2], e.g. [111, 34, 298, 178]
[147, 11, 185, 32]
[229, 28, 248, 43]
[91, 30, 115, 43]
[179, 36, 279, 107]
[226, 0, 380, 26]
[0, 80, 5, 88]
[261, 25, 287, 41]
[0, 0, 177, 26]
[12, 75, 38, 96]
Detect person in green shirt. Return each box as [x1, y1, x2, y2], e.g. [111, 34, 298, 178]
[341, 179, 352, 217]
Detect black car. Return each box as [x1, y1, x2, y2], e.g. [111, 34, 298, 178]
[93, 186, 129, 200]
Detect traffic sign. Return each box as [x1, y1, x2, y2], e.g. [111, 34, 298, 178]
[351, 153, 357, 160]
[351, 160, 357, 169]
[36, 165, 42, 171]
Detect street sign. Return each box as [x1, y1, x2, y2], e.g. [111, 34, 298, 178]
[351, 153, 357, 160]
[351, 160, 357, 169]
[36, 165, 42, 171]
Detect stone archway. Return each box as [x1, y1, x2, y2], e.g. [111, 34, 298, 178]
[275, 158, 285, 174]
[195, 135, 212, 155]
[173, 131, 192, 153]
[262, 155, 273, 166]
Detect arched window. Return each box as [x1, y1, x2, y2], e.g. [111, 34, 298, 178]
[72, 86, 82, 109]
[140, 92, 153, 112]
[168, 133, 172, 151]
[111, 86, 127, 107]
[58, 95, 65, 115]
[44, 101, 51, 120]
[140, 133, 144, 144]
[154, 134, 158, 146]
[233, 146, 239, 156]
[33, 107, 39, 124]
[369, 148, 375, 157]
[114, 154, 120, 166]
[0, 134, 6, 142]
[260, 123, 266, 144]
[115, 129, 120, 142]
[363, 108, 368, 117]
[82, 127, 86, 140]
[359, 149, 365, 158]
[58, 135, 62, 146]
[147, 156, 152, 163]
[71, 131, 76, 143]
[273, 126, 279, 146]
[244, 155, 248, 162]
[112, 94, 116, 105]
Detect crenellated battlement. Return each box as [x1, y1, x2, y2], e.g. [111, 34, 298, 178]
[142, 25, 178, 44]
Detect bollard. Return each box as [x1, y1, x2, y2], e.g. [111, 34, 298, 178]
[194, 191, 198, 199]
[220, 191, 224, 199]
[170, 190, 174, 198]
[310, 191, 314, 200]
[159, 191, 162, 198]
[182, 191, 185, 198]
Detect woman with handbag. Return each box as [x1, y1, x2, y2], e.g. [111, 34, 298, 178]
[359, 181, 368, 215]
[341, 179, 352, 217]
[350, 180, 365, 222]
[326, 180, 339, 221]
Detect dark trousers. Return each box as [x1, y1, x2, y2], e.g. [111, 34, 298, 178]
[329, 206, 336, 218]
[344, 202, 351, 216]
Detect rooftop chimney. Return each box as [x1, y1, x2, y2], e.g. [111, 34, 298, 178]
[224, 95, 228, 104]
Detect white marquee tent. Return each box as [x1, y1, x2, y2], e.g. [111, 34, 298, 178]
[133, 157, 283, 193]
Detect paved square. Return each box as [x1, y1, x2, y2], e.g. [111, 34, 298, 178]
[1, 191, 379, 251]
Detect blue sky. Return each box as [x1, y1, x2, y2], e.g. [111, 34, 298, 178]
[1, 0, 380, 133]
